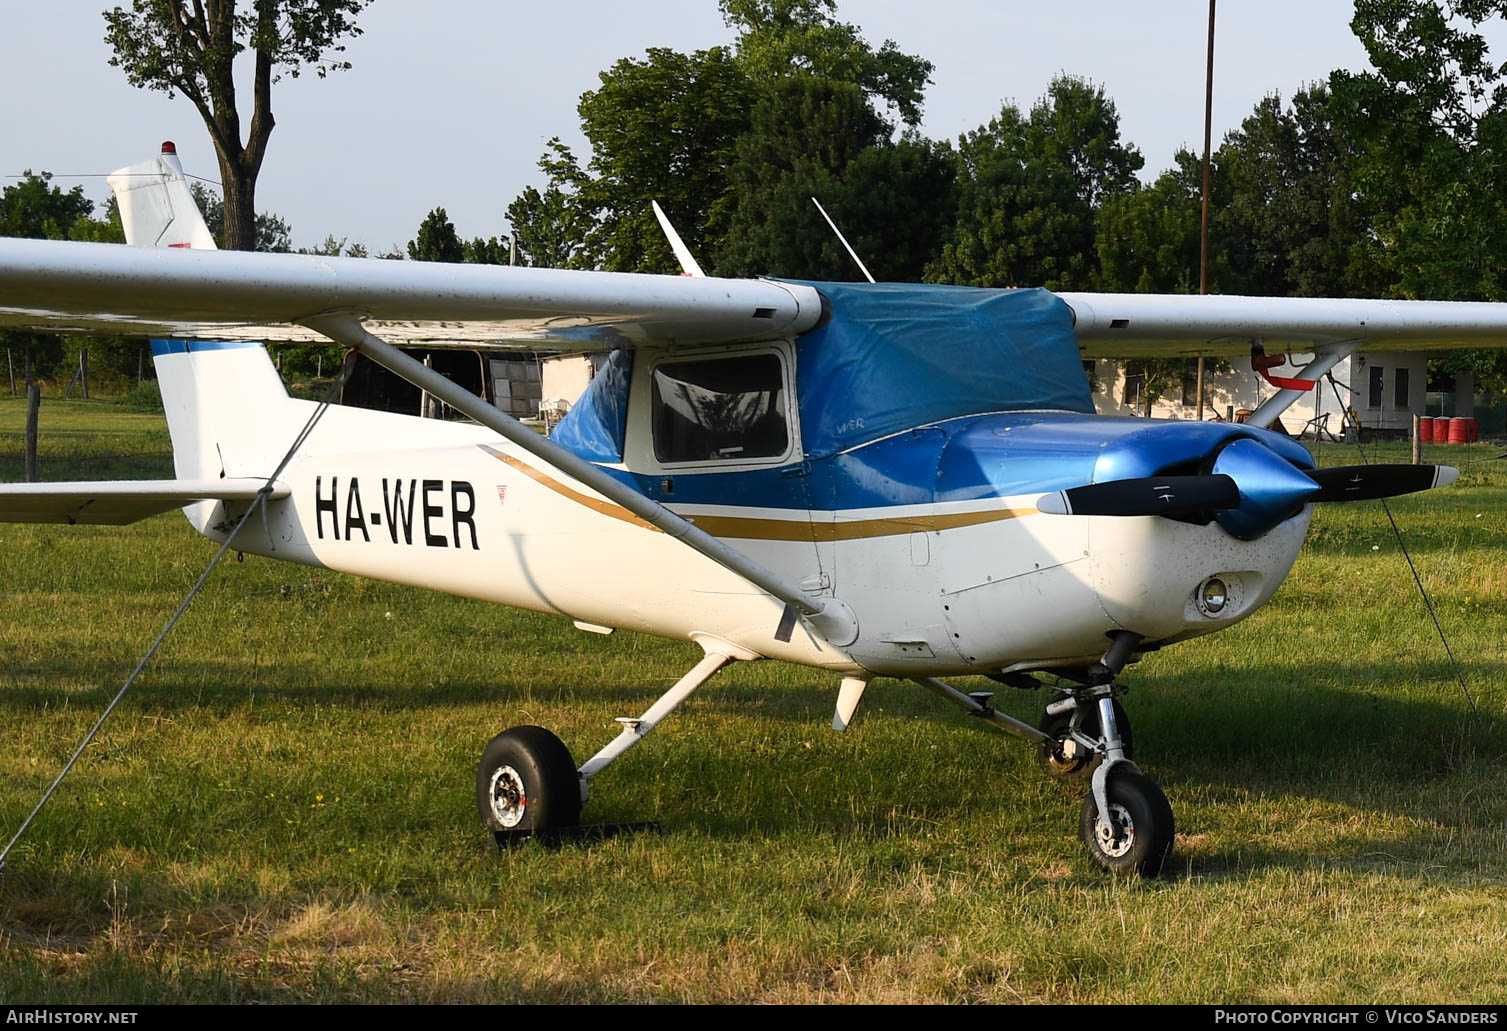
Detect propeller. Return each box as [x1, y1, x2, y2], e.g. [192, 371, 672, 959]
[1036, 437, 1460, 541]
[1036, 475, 1239, 518]
[1306, 463, 1458, 502]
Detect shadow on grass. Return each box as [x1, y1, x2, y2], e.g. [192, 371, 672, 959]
[2, 648, 1503, 886]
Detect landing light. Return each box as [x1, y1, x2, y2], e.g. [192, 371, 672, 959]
[1199, 577, 1228, 615]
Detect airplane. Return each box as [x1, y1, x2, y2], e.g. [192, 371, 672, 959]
[1, 144, 1503, 877]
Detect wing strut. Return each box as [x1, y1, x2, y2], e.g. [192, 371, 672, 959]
[1243, 341, 1356, 430]
[301, 313, 859, 648]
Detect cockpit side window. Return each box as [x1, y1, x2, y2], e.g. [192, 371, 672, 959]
[651, 353, 789, 464]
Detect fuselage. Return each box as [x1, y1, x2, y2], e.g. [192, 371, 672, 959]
[197, 394, 1312, 681]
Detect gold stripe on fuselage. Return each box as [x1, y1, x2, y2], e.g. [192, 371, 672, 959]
[478, 444, 1034, 542]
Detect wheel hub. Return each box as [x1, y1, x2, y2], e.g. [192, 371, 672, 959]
[1095, 802, 1135, 858]
[487, 765, 528, 829]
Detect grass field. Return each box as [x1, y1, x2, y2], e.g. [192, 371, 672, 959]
[1, 394, 1505, 1003]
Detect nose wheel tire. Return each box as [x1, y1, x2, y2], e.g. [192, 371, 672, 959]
[476, 725, 582, 835]
[1038, 693, 1133, 780]
[1078, 768, 1174, 877]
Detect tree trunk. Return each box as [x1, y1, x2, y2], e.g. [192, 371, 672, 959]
[80, 348, 89, 399]
[220, 165, 259, 251]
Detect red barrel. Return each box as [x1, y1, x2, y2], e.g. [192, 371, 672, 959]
[1467, 417, 1479, 442]
[1420, 416, 1435, 443]
[1448, 417, 1470, 444]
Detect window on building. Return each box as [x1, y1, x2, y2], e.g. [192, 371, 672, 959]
[1122, 367, 1145, 408]
[1181, 359, 1198, 407]
[651, 353, 789, 464]
[1394, 367, 1410, 410]
[1368, 365, 1384, 409]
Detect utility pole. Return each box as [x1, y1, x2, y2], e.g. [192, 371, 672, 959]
[1197, 0, 1216, 422]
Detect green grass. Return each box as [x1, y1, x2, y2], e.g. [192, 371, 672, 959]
[1, 401, 1505, 1003]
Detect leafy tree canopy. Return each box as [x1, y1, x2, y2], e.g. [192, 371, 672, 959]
[926, 76, 1142, 290]
[407, 207, 512, 265]
[0, 173, 96, 240]
[505, 142, 592, 270]
[1331, 0, 1507, 391]
[719, 0, 932, 128]
[508, 0, 940, 278]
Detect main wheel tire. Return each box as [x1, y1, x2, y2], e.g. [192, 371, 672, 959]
[1037, 693, 1133, 780]
[1078, 768, 1174, 877]
[476, 725, 582, 834]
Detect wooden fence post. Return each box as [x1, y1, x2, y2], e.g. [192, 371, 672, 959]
[25, 383, 40, 482]
[1412, 413, 1421, 465]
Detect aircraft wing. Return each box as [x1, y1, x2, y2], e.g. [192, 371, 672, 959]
[0, 478, 289, 525]
[1060, 292, 1507, 358]
[6, 236, 1507, 356]
[0, 237, 823, 348]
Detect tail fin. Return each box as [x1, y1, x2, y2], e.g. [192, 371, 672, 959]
[152, 340, 301, 483]
[109, 145, 295, 491]
[107, 142, 217, 250]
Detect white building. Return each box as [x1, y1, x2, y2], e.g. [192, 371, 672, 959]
[1091, 351, 1428, 435]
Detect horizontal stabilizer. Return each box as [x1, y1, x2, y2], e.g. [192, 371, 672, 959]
[0, 478, 289, 525]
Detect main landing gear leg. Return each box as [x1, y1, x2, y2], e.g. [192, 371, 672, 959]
[477, 643, 739, 843]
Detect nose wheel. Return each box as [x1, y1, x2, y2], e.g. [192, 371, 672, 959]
[1079, 767, 1174, 877]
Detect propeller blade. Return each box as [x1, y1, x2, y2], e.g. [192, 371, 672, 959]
[1305, 464, 1459, 502]
[1037, 475, 1240, 517]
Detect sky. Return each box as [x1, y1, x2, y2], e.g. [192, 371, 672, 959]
[0, 2, 1437, 254]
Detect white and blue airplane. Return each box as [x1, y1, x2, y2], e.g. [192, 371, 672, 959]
[0, 145, 1500, 875]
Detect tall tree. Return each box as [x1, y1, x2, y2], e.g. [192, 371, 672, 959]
[926, 76, 1142, 290]
[720, 0, 931, 128]
[714, 0, 946, 279]
[407, 207, 511, 265]
[505, 139, 592, 270]
[715, 74, 954, 280]
[407, 208, 465, 263]
[573, 46, 755, 273]
[104, 0, 371, 251]
[1215, 86, 1363, 298]
[1094, 153, 1209, 295]
[508, 0, 944, 279]
[1331, 0, 1507, 390]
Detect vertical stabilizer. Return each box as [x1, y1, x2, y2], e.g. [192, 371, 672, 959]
[151, 339, 306, 532]
[107, 142, 217, 250]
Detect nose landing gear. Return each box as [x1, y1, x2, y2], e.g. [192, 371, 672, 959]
[918, 630, 1175, 876]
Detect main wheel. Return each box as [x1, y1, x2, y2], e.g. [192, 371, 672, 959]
[1037, 693, 1133, 780]
[1078, 768, 1174, 877]
[476, 725, 582, 835]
